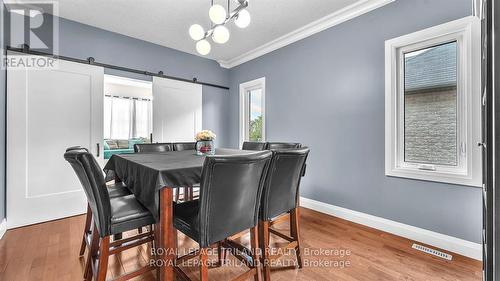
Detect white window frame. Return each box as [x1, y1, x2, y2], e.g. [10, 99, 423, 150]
[384, 16, 481, 187]
[239, 77, 266, 146]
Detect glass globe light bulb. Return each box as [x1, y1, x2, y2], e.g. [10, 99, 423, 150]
[189, 24, 205, 41]
[209, 4, 227, 25]
[196, 39, 211, 55]
[212, 25, 230, 44]
[235, 9, 251, 28]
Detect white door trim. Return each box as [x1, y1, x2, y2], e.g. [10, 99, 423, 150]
[0, 219, 7, 239]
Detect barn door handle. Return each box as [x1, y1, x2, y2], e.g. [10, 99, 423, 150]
[96, 143, 100, 157]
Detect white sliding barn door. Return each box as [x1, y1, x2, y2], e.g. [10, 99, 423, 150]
[7, 54, 104, 228]
[152, 77, 202, 142]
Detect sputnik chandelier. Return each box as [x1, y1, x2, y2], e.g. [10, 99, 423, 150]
[189, 0, 251, 55]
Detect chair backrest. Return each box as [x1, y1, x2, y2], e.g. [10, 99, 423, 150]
[134, 143, 173, 153]
[173, 142, 196, 151]
[64, 148, 112, 237]
[198, 151, 272, 247]
[242, 141, 267, 151]
[66, 146, 89, 152]
[260, 147, 310, 221]
[265, 142, 302, 150]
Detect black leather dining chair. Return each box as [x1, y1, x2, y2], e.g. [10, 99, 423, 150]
[173, 142, 198, 201]
[65, 146, 131, 256]
[266, 142, 307, 176]
[134, 143, 173, 153]
[265, 142, 302, 150]
[173, 142, 196, 151]
[173, 151, 272, 281]
[242, 141, 267, 151]
[64, 149, 156, 281]
[258, 147, 309, 281]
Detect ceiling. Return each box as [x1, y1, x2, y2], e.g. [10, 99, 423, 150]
[11, 0, 373, 66]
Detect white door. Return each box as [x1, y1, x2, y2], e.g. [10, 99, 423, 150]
[152, 77, 202, 142]
[7, 54, 104, 228]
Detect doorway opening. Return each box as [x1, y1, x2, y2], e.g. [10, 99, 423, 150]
[103, 75, 153, 159]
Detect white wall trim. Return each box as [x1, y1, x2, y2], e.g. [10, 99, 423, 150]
[300, 197, 482, 261]
[217, 0, 394, 69]
[0, 219, 7, 240]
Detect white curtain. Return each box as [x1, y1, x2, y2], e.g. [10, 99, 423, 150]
[104, 96, 152, 139]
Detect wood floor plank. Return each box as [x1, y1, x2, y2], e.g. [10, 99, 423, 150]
[0, 207, 482, 281]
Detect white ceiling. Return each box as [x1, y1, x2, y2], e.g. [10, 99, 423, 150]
[11, 0, 379, 66]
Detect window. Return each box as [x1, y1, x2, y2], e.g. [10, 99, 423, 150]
[103, 75, 153, 142]
[404, 42, 458, 166]
[103, 96, 152, 140]
[240, 77, 265, 145]
[385, 17, 481, 186]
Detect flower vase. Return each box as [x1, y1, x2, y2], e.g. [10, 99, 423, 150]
[196, 140, 215, 156]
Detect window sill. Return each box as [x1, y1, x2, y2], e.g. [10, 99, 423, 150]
[386, 167, 481, 187]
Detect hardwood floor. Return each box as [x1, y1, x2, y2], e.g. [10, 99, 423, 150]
[0, 207, 482, 281]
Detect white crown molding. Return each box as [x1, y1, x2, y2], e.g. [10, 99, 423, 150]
[300, 197, 482, 261]
[0, 219, 7, 240]
[218, 0, 395, 69]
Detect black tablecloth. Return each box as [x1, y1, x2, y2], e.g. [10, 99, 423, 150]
[103, 148, 254, 221]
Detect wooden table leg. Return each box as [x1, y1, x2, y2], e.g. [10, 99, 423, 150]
[157, 187, 175, 281]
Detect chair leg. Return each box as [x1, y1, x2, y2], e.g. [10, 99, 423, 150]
[250, 226, 262, 281]
[153, 224, 161, 281]
[80, 204, 92, 256]
[259, 221, 271, 281]
[189, 187, 194, 200]
[85, 224, 100, 281]
[175, 188, 180, 202]
[174, 229, 179, 257]
[267, 229, 271, 248]
[96, 236, 110, 281]
[183, 187, 194, 201]
[290, 208, 303, 268]
[217, 242, 223, 266]
[200, 248, 209, 281]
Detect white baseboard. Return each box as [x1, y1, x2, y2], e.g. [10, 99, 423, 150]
[300, 197, 482, 261]
[0, 219, 7, 240]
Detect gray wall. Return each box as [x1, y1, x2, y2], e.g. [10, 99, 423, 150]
[228, 0, 481, 243]
[6, 12, 230, 147]
[0, 11, 230, 220]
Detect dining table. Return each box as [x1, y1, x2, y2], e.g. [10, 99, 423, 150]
[103, 148, 256, 281]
